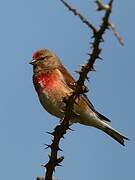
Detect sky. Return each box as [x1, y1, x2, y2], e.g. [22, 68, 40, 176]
[0, 0, 134, 180]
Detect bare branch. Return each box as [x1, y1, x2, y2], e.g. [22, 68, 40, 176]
[60, 0, 97, 34]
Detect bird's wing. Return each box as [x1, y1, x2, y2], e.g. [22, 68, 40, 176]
[59, 64, 76, 89]
[82, 94, 111, 122]
[59, 64, 111, 122]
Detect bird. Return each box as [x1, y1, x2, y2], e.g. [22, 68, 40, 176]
[30, 48, 129, 146]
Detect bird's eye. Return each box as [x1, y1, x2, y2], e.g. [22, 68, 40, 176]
[39, 57, 45, 60]
[36, 57, 45, 61]
[37, 55, 52, 62]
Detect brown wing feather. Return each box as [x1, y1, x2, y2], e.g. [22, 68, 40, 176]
[59, 64, 76, 90]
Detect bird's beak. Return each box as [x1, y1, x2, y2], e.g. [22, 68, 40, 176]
[29, 59, 36, 65]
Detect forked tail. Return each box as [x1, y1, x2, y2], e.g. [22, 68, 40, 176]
[102, 125, 129, 146]
[78, 115, 129, 146]
[83, 118, 129, 146]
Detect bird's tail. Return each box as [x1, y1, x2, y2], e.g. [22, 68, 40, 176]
[80, 118, 129, 146]
[101, 123, 129, 146]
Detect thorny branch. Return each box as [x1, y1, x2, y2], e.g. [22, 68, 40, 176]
[42, 0, 123, 180]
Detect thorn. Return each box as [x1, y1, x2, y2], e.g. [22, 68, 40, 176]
[44, 144, 51, 149]
[57, 156, 64, 163]
[75, 70, 80, 74]
[58, 146, 63, 151]
[87, 53, 91, 56]
[91, 66, 96, 71]
[51, 138, 54, 143]
[56, 163, 62, 167]
[46, 131, 55, 136]
[98, 56, 103, 60]
[68, 127, 74, 131]
[89, 42, 92, 45]
[62, 135, 65, 139]
[91, 34, 96, 39]
[100, 37, 104, 42]
[41, 163, 46, 168]
[92, 68, 96, 72]
[83, 85, 89, 92]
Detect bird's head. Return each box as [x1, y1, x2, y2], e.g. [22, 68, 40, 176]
[30, 49, 61, 73]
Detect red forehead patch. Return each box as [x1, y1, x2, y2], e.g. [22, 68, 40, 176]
[32, 51, 42, 59]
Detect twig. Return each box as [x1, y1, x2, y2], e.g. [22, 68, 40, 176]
[44, 1, 114, 180]
[95, 0, 124, 46]
[60, 0, 97, 34]
[109, 22, 124, 46]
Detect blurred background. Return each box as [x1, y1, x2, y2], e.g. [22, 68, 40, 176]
[0, 0, 134, 179]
